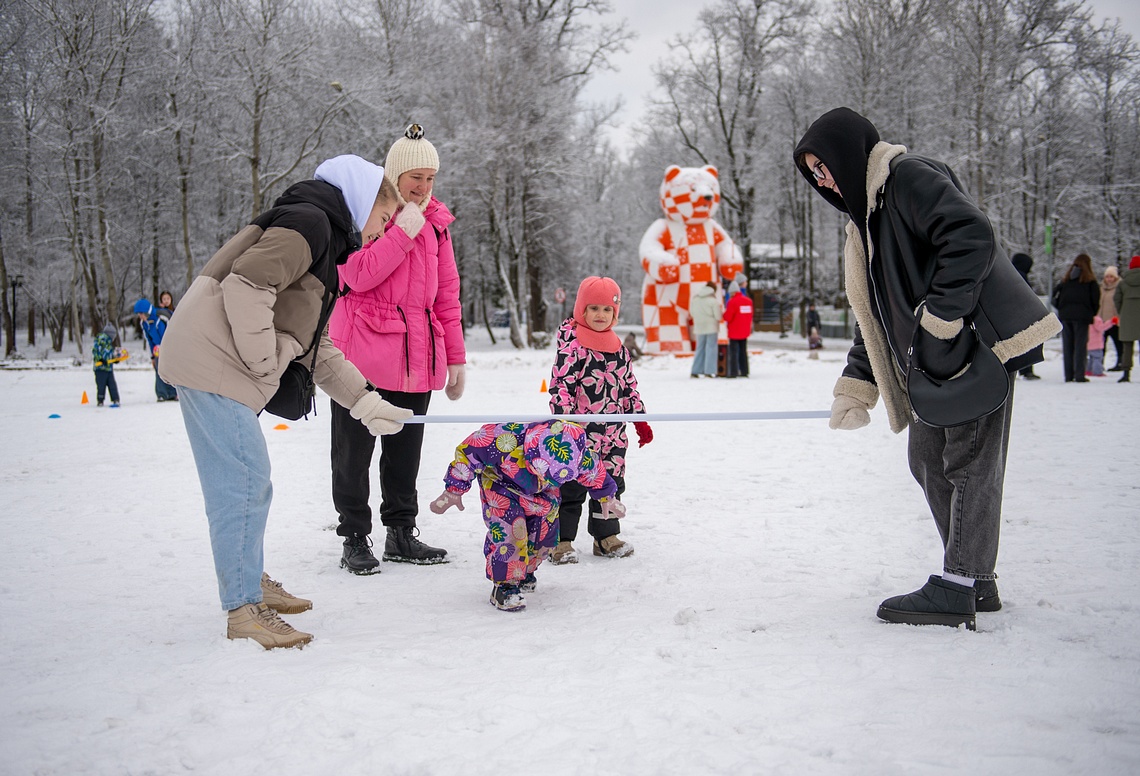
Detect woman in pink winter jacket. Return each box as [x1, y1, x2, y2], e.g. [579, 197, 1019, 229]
[328, 125, 467, 572]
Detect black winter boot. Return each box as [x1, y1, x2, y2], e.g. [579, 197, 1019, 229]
[975, 578, 1002, 612]
[489, 582, 525, 612]
[383, 526, 448, 564]
[877, 575, 977, 630]
[341, 534, 381, 575]
[1118, 370, 1131, 383]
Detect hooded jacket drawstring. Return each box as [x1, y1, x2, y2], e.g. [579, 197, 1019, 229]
[397, 306, 410, 376]
[427, 308, 437, 376]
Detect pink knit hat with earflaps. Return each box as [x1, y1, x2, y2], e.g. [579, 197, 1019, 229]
[572, 276, 623, 353]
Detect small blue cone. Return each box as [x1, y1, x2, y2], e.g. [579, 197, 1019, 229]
[48, 413, 61, 419]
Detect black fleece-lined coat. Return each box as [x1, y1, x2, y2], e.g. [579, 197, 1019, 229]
[794, 108, 1061, 433]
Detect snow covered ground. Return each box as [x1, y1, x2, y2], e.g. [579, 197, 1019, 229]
[1, 329, 1138, 775]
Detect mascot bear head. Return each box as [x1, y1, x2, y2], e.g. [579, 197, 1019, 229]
[659, 165, 721, 225]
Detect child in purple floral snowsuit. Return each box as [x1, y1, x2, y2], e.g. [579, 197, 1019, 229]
[549, 276, 652, 564]
[430, 420, 623, 611]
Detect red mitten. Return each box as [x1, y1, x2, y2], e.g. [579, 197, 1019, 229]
[1112, 316, 1120, 325]
[633, 421, 653, 447]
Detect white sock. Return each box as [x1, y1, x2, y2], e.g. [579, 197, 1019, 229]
[942, 571, 975, 587]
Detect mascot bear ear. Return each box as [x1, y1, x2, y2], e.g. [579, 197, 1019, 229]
[704, 166, 719, 179]
[664, 165, 682, 182]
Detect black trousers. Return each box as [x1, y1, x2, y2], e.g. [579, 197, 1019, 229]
[727, 339, 749, 377]
[558, 472, 624, 542]
[331, 390, 431, 537]
[1105, 324, 1122, 365]
[1060, 319, 1090, 381]
[1120, 340, 1135, 371]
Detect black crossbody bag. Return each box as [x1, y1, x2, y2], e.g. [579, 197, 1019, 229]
[905, 303, 1009, 428]
[263, 290, 335, 421]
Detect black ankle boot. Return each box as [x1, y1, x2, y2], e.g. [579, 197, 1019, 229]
[975, 578, 1002, 612]
[383, 525, 448, 564]
[1119, 370, 1131, 383]
[341, 534, 381, 575]
[877, 575, 977, 630]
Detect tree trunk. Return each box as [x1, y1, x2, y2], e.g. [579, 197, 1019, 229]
[91, 121, 119, 325]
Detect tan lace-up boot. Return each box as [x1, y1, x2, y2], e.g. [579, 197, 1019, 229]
[593, 535, 634, 558]
[550, 541, 579, 565]
[260, 573, 312, 614]
[227, 603, 313, 650]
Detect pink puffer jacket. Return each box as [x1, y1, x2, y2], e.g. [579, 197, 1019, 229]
[329, 197, 465, 393]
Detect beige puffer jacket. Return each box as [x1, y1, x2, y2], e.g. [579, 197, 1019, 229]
[160, 181, 371, 413]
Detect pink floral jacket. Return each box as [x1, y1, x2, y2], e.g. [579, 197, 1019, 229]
[548, 318, 646, 478]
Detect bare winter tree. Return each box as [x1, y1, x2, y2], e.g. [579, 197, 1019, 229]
[1076, 19, 1140, 265]
[30, 0, 163, 342]
[198, 0, 350, 220]
[440, 0, 631, 347]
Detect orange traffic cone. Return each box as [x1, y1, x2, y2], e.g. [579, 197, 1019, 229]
[540, 379, 547, 392]
[81, 391, 89, 405]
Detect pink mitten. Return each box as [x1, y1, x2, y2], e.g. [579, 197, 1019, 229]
[599, 497, 626, 520]
[430, 490, 464, 514]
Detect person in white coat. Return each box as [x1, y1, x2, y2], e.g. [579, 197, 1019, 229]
[688, 282, 723, 377]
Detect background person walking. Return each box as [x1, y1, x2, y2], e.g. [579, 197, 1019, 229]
[1051, 253, 1100, 383]
[1113, 256, 1140, 383]
[689, 282, 722, 377]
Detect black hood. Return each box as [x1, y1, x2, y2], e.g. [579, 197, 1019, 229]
[793, 107, 881, 246]
[271, 179, 361, 292]
[1010, 253, 1033, 276]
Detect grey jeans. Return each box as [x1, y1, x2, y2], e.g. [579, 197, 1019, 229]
[906, 374, 1015, 580]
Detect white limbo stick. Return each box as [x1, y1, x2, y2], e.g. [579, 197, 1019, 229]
[404, 410, 831, 424]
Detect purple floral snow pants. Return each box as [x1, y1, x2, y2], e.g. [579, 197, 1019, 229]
[479, 479, 560, 583]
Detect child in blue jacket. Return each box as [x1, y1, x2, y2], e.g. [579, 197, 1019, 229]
[92, 324, 122, 407]
[134, 298, 178, 401]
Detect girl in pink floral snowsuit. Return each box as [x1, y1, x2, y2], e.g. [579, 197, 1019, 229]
[549, 276, 652, 564]
[430, 420, 621, 611]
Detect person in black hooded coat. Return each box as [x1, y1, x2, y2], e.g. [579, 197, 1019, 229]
[793, 108, 1060, 631]
[1010, 254, 1041, 380]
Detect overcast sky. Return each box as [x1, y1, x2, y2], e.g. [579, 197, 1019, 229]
[582, 0, 1140, 152]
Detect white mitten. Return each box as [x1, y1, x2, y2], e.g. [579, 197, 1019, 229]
[445, 364, 465, 401]
[430, 490, 465, 514]
[394, 203, 425, 239]
[599, 497, 627, 520]
[829, 394, 872, 430]
[349, 392, 413, 436]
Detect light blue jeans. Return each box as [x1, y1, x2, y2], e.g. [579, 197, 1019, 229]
[176, 386, 272, 611]
[692, 333, 718, 376]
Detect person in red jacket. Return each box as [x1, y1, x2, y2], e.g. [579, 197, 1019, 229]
[723, 280, 754, 377]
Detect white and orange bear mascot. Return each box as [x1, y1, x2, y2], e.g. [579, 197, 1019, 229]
[639, 165, 743, 354]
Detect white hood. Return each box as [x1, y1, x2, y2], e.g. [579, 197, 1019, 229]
[314, 155, 384, 232]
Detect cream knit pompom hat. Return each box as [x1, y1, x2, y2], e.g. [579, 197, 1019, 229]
[384, 124, 440, 189]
